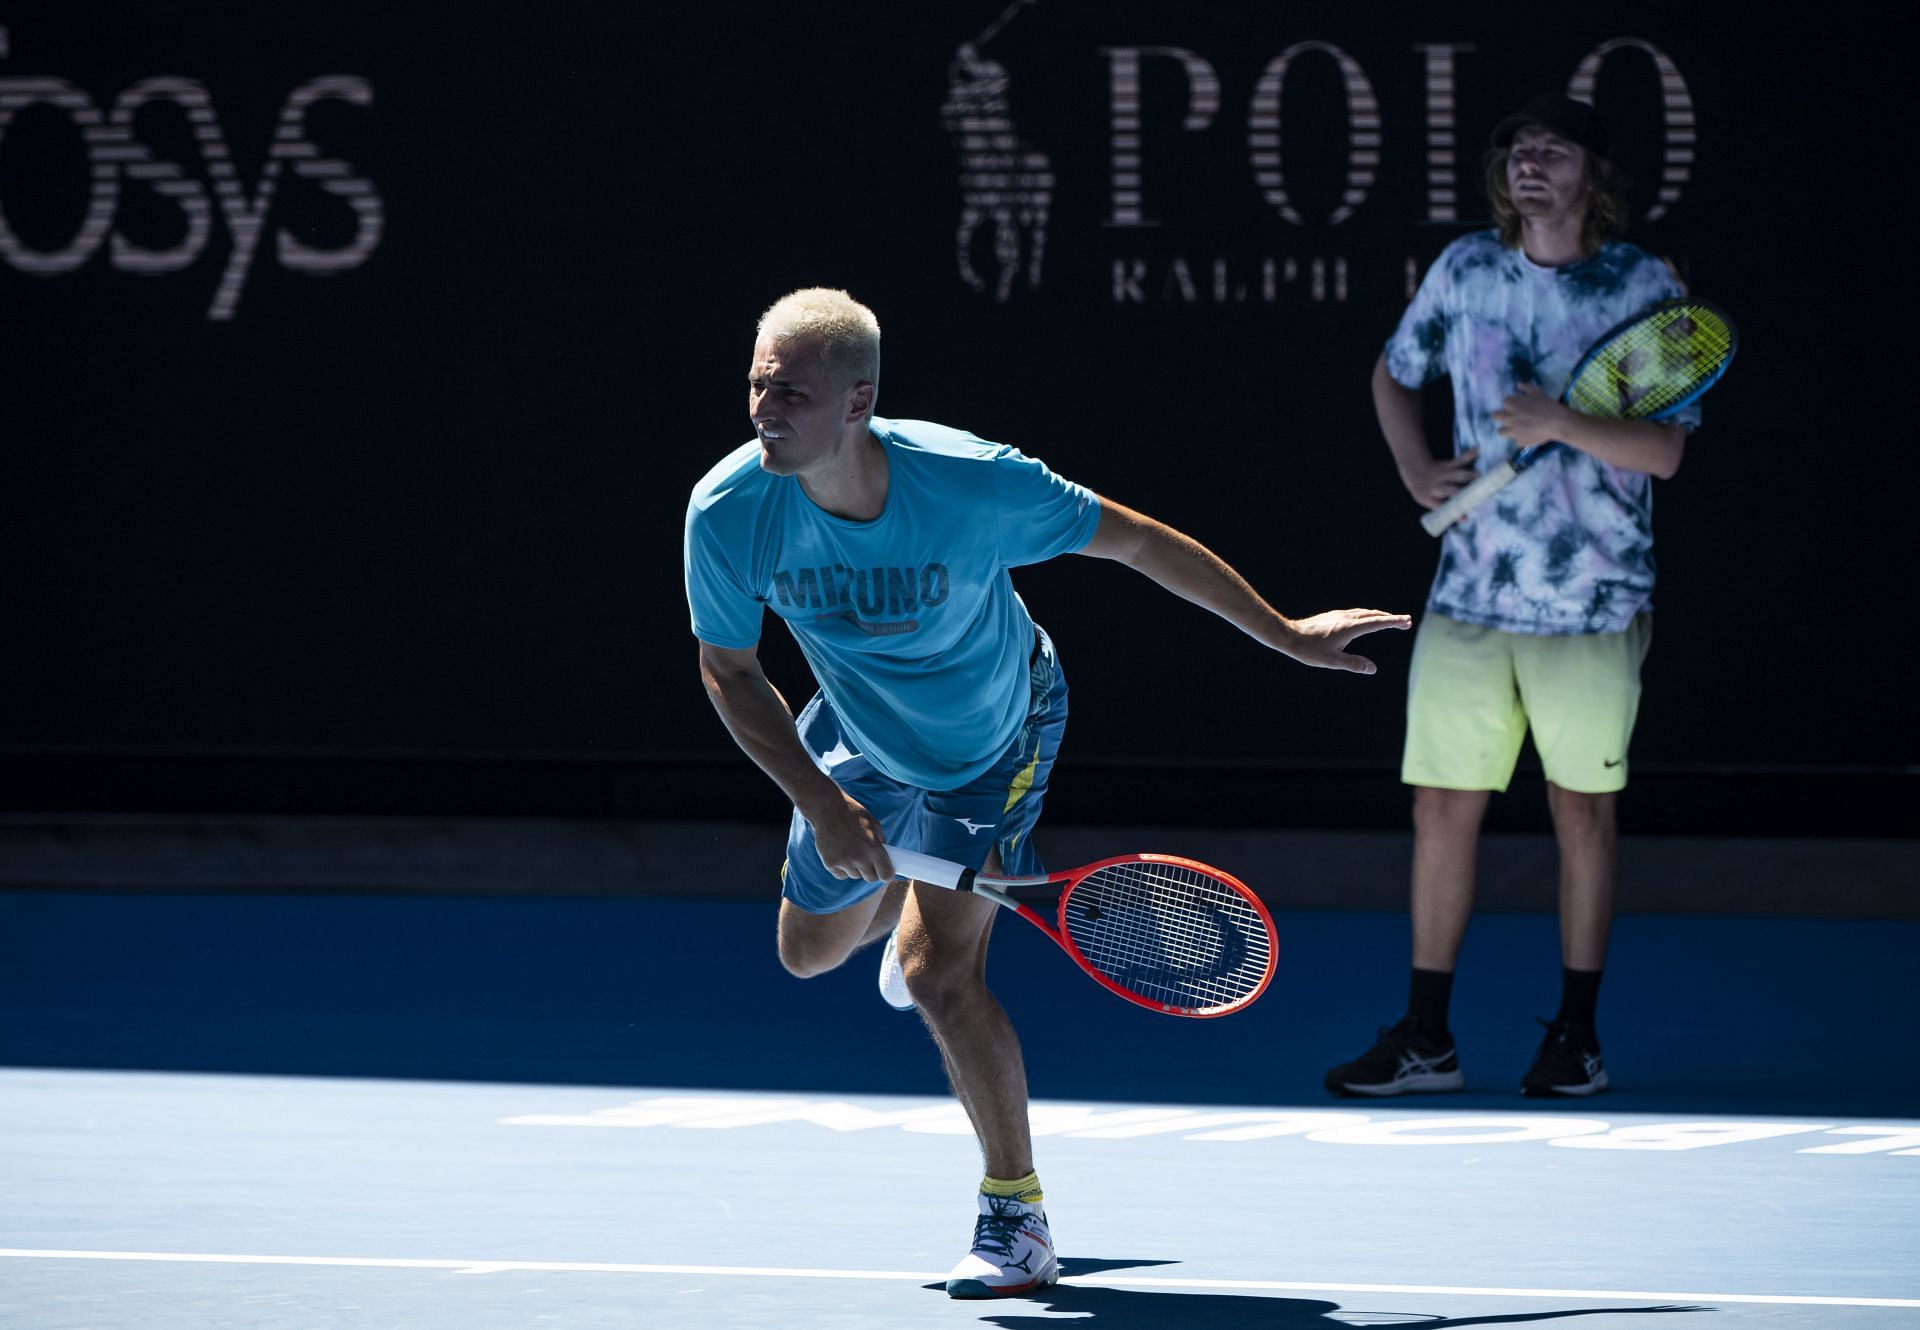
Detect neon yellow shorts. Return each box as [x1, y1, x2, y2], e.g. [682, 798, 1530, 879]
[1402, 612, 1652, 795]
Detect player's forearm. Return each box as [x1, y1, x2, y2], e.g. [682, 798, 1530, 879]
[700, 662, 843, 821]
[1372, 355, 1434, 481]
[1555, 414, 1686, 479]
[1084, 504, 1300, 654]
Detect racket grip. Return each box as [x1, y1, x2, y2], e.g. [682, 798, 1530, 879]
[1420, 460, 1518, 536]
[882, 845, 966, 890]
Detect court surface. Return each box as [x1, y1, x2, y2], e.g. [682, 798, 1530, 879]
[4, 888, 1917, 1328]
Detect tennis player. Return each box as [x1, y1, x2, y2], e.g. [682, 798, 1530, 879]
[685, 287, 1407, 1298]
[1324, 95, 1702, 1100]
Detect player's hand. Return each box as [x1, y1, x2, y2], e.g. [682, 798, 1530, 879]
[1492, 384, 1573, 449]
[807, 793, 895, 882]
[1398, 448, 1480, 510]
[1282, 609, 1412, 675]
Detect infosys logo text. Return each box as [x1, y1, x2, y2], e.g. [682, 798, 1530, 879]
[0, 26, 382, 318]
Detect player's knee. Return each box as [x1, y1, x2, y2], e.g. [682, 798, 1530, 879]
[776, 932, 844, 980]
[1412, 785, 1487, 835]
[898, 946, 982, 1013]
[777, 949, 836, 981]
[1546, 785, 1615, 834]
[777, 949, 821, 980]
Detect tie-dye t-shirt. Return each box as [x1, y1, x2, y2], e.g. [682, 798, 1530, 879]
[1385, 231, 1698, 636]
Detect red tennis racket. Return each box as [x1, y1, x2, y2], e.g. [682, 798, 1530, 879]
[885, 846, 1276, 1018]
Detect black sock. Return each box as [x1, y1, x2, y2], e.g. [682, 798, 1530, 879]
[1407, 967, 1454, 1039]
[1555, 967, 1603, 1031]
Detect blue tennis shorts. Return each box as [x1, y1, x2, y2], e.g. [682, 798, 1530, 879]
[781, 626, 1069, 914]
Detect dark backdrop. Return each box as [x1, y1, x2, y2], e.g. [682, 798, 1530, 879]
[1, 1, 1911, 833]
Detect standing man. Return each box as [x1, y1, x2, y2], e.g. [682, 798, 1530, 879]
[1324, 95, 1701, 1100]
[686, 287, 1407, 1297]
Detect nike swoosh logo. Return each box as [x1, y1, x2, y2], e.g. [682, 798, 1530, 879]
[1603, 758, 1623, 768]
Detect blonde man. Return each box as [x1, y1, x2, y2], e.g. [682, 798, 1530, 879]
[686, 287, 1407, 1296]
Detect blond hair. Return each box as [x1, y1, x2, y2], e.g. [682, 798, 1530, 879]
[1483, 147, 1629, 256]
[757, 288, 881, 409]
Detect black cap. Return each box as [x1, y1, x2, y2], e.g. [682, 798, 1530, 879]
[1491, 94, 1610, 159]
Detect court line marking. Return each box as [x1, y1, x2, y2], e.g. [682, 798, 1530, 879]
[1, 1249, 1916, 1308]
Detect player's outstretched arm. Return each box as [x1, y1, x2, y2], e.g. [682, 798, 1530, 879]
[697, 641, 894, 882]
[1076, 498, 1409, 674]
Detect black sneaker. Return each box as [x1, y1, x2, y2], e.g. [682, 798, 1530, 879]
[1521, 1018, 1609, 1097]
[1324, 1017, 1465, 1097]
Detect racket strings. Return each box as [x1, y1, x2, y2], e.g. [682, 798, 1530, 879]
[1061, 861, 1272, 1014]
[1568, 303, 1733, 420]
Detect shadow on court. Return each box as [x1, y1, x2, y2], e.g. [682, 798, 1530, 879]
[963, 1263, 1712, 1328]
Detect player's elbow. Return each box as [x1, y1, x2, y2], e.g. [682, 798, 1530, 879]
[1650, 427, 1687, 481]
[1080, 498, 1155, 566]
[698, 642, 760, 695]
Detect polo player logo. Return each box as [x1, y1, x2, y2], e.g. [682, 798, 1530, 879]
[943, 1, 1052, 303]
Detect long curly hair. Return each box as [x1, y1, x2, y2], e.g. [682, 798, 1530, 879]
[1483, 146, 1630, 255]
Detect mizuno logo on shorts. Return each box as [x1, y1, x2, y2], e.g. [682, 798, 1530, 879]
[954, 817, 995, 835]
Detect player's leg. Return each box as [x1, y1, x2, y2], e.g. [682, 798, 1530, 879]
[776, 881, 904, 978]
[898, 861, 1031, 1178]
[905, 626, 1064, 1177]
[1513, 613, 1650, 1096]
[1547, 783, 1617, 971]
[1326, 614, 1523, 1097]
[903, 849, 1058, 1299]
[902, 626, 1066, 1298]
[1404, 619, 1526, 1000]
[1411, 784, 1492, 972]
[1516, 781, 1618, 1096]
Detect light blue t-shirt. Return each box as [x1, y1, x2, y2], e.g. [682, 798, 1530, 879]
[1386, 231, 1700, 635]
[684, 417, 1102, 790]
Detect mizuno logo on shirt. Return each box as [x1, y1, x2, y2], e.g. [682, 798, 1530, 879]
[773, 563, 950, 614]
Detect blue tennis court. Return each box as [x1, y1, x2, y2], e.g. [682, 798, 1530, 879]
[4, 836, 1916, 1329]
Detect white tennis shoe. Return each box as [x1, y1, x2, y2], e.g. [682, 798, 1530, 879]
[945, 1192, 1060, 1299]
[877, 929, 915, 1011]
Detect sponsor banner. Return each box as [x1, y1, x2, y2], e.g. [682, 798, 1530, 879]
[939, 5, 1702, 308]
[0, 23, 380, 318]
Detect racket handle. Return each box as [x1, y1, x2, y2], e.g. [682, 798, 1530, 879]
[882, 845, 966, 890]
[1420, 460, 1518, 536]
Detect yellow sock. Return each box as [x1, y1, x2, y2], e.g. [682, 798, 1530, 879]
[980, 1172, 1044, 1207]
